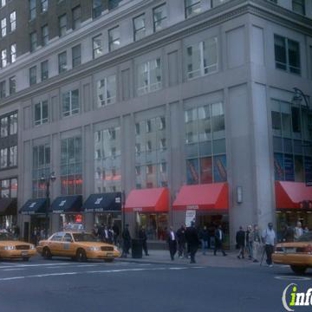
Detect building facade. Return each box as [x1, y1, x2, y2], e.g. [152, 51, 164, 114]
[0, 0, 311, 247]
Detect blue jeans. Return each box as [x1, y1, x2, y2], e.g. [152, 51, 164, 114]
[201, 239, 208, 254]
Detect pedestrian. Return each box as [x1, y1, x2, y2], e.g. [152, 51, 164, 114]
[252, 224, 261, 263]
[138, 226, 149, 256]
[176, 224, 187, 258]
[185, 222, 200, 263]
[214, 225, 227, 256]
[261, 222, 276, 267]
[121, 224, 131, 258]
[246, 225, 253, 260]
[199, 226, 209, 255]
[167, 226, 177, 260]
[281, 223, 294, 242]
[236, 226, 245, 259]
[112, 222, 120, 246]
[294, 221, 303, 241]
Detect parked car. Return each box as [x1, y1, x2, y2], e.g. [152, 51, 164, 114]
[36, 231, 120, 262]
[272, 231, 312, 274]
[0, 232, 36, 261]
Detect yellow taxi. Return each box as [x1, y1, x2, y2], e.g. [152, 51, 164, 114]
[0, 231, 36, 261]
[36, 231, 120, 262]
[272, 232, 312, 274]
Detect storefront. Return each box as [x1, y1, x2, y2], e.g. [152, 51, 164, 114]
[51, 195, 83, 231]
[125, 188, 169, 241]
[83, 192, 122, 230]
[275, 181, 312, 240]
[0, 198, 17, 231]
[173, 182, 229, 248]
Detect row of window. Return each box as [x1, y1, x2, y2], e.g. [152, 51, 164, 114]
[0, 178, 17, 199]
[0, 43, 16, 68]
[1, 11, 16, 38]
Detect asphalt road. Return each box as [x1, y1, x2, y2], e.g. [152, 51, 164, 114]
[0, 255, 311, 312]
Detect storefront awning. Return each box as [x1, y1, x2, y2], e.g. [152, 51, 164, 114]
[173, 183, 229, 211]
[125, 188, 169, 213]
[51, 195, 83, 213]
[275, 181, 312, 209]
[83, 192, 121, 212]
[0, 198, 17, 216]
[20, 198, 47, 215]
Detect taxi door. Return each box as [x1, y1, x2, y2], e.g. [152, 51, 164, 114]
[62, 233, 75, 257]
[49, 233, 65, 256]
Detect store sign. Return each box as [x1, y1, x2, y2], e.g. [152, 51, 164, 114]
[185, 210, 196, 227]
[133, 207, 143, 212]
[186, 205, 199, 210]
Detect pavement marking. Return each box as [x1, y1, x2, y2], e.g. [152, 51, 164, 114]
[275, 276, 311, 281]
[3, 268, 25, 272]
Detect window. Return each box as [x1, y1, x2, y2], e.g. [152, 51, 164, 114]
[41, 60, 49, 81]
[29, 0, 36, 20]
[72, 6, 81, 30]
[41, 0, 48, 12]
[108, 26, 120, 52]
[41, 25, 48, 46]
[133, 14, 146, 41]
[93, 0, 102, 19]
[34, 100, 48, 126]
[29, 66, 37, 86]
[0, 148, 8, 169]
[1, 49, 7, 68]
[292, 0, 305, 15]
[72, 45, 81, 68]
[186, 37, 218, 79]
[62, 89, 79, 117]
[211, 0, 231, 6]
[1, 0, 6, 8]
[153, 4, 167, 32]
[0, 178, 17, 198]
[137, 58, 162, 95]
[96, 75, 117, 106]
[0, 81, 5, 99]
[30, 31, 37, 52]
[109, 0, 123, 10]
[9, 11, 16, 32]
[185, 0, 201, 18]
[1, 18, 6, 37]
[58, 14, 67, 37]
[58, 51, 67, 73]
[10, 43, 16, 63]
[9, 76, 16, 95]
[9, 146, 17, 167]
[92, 35, 103, 59]
[274, 35, 300, 75]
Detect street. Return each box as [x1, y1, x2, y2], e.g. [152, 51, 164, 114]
[0, 254, 312, 312]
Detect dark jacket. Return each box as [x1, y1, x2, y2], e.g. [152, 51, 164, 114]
[236, 229, 245, 247]
[185, 226, 200, 247]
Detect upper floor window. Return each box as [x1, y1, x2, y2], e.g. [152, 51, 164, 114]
[292, 0, 305, 15]
[62, 89, 79, 117]
[10, 43, 16, 63]
[108, 26, 120, 52]
[185, 0, 201, 18]
[29, 0, 36, 20]
[72, 6, 81, 30]
[1, 0, 6, 8]
[212, 0, 231, 6]
[0, 112, 17, 138]
[274, 34, 301, 75]
[93, 0, 102, 19]
[41, 0, 48, 12]
[72, 44, 81, 68]
[58, 51, 67, 73]
[41, 25, 48, 46]
[0, 81, 5, 99]
[1, 49, 7, 68]
[0, 178, 18, 198]
[133, 14, 146, 41]
[109, 0, 123, 10]
[29, 66, 37, 86]
[153, 4, 167, 32]
[137, 58, 162, 95]
[58, 14, 67, 37]
[92, 35, 103, 59]
[1, 18, 6, 37]
[96, 74, 117, 107]
[30, 31, 37, 52]
[186, 37, 218, 79]
[41, 60, 49, 81]
[9, 76, 16, 95]
[34, 100, 48, 126]
[10, 12, 16, 32]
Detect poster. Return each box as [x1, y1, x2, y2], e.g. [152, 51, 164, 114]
[185, 210, 196, 227]
[200, 157, 212, 184]
[213, 155, 227, 182]
[274, 153, 284, 180]
[284, 154, 294, 181]
[186, 159, 199, 184]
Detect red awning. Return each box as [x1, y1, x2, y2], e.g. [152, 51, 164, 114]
[173, 183, 229, 211]
[125, 188, 169, 213]
[275, 181, 312, 209]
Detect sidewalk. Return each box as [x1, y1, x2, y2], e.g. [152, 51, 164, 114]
[116, 248, 264, 268]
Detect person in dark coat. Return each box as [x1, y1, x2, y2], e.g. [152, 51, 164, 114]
[185, 222, 200, 263]
[167, 226, 177, 260]
[138, 226, 149, 256]
[112, 222, 120, 246]
[176, 224, 186, 258]
[214, 225, 227, 256]
[199, 226, 210, 255]
[121, 224, 131, 258]
[236, 226, 245, 259]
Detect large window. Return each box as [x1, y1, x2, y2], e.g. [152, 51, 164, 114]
[1, 18, 6, 37]
[72, 44, 81, 68]
[30, 31, 37, 52]
[186, 37, 218, 80]
[0, 81, 5, 99]
[292, 0, 305, 15]
[94, 126, 121, 193]
[34, 100, 48, 126]
[41, 60, 49, 81]
[10, 43, 16, 63]
[61, 136, 82, 195]
[133, 14, 146, 41]
[29, 0, 36, 20]
[41, 0, 48, 12]
[153, 4, 167, 32]
[58, 51, 67, 73]
[96, 75, 116, 107]
[185, 0, 201, 18]
[41, 25, 48, 46]
[108, 26, 120, 52]
[274, 35, 301, 75]
[185, 103, 226, 184]
[29, 66, 37, 86]
[9, 76, 16, 95]
[137, 58, 162, 95]
[9, 11, 16, 32]
[62, 89, 79, 117]
[58, 14, 67, 37]
[32, 144, 50, 198]
[72, 6, 81, 30]
[0, 178, 17, 199]
[92, 0, 102, 19]
[134, 116, 167, 188]
[1, 49, 7, 68]
[92, 35, 103, 59]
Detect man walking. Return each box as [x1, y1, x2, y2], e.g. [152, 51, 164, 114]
[214, 225, 227, 256]
[185, 222, 200, 263]
[167, 226, 177, 261]
[262, 222, 276, 267]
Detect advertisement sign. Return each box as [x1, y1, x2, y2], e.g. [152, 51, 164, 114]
[185, 210, 196, 227]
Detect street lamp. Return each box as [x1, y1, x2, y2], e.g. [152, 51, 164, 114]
[40, 172, 56, 238]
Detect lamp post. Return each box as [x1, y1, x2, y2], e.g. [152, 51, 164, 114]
[40, 172, 56, 238]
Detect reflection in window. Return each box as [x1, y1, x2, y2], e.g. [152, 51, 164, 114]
[96, 75, 116, 106]
[153, 4, 167, 32]
[133, 14, 146, 41]
[62, 89, 79, 117]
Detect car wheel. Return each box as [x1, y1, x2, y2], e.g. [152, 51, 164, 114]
[290, 265, 307, 275]
[104, 258, 114, 263]
[43, 247, 52, 260]
[22, 257, 29, 262]
[76, 249, 87, 262]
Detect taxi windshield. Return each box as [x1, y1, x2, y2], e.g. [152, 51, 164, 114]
[0, 232, 15, 241]
[72, 233, 98, 242]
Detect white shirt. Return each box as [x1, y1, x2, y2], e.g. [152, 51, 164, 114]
[262, 228, 276, 246]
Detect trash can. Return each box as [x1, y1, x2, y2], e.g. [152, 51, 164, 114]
[131, 239, 143, 259]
